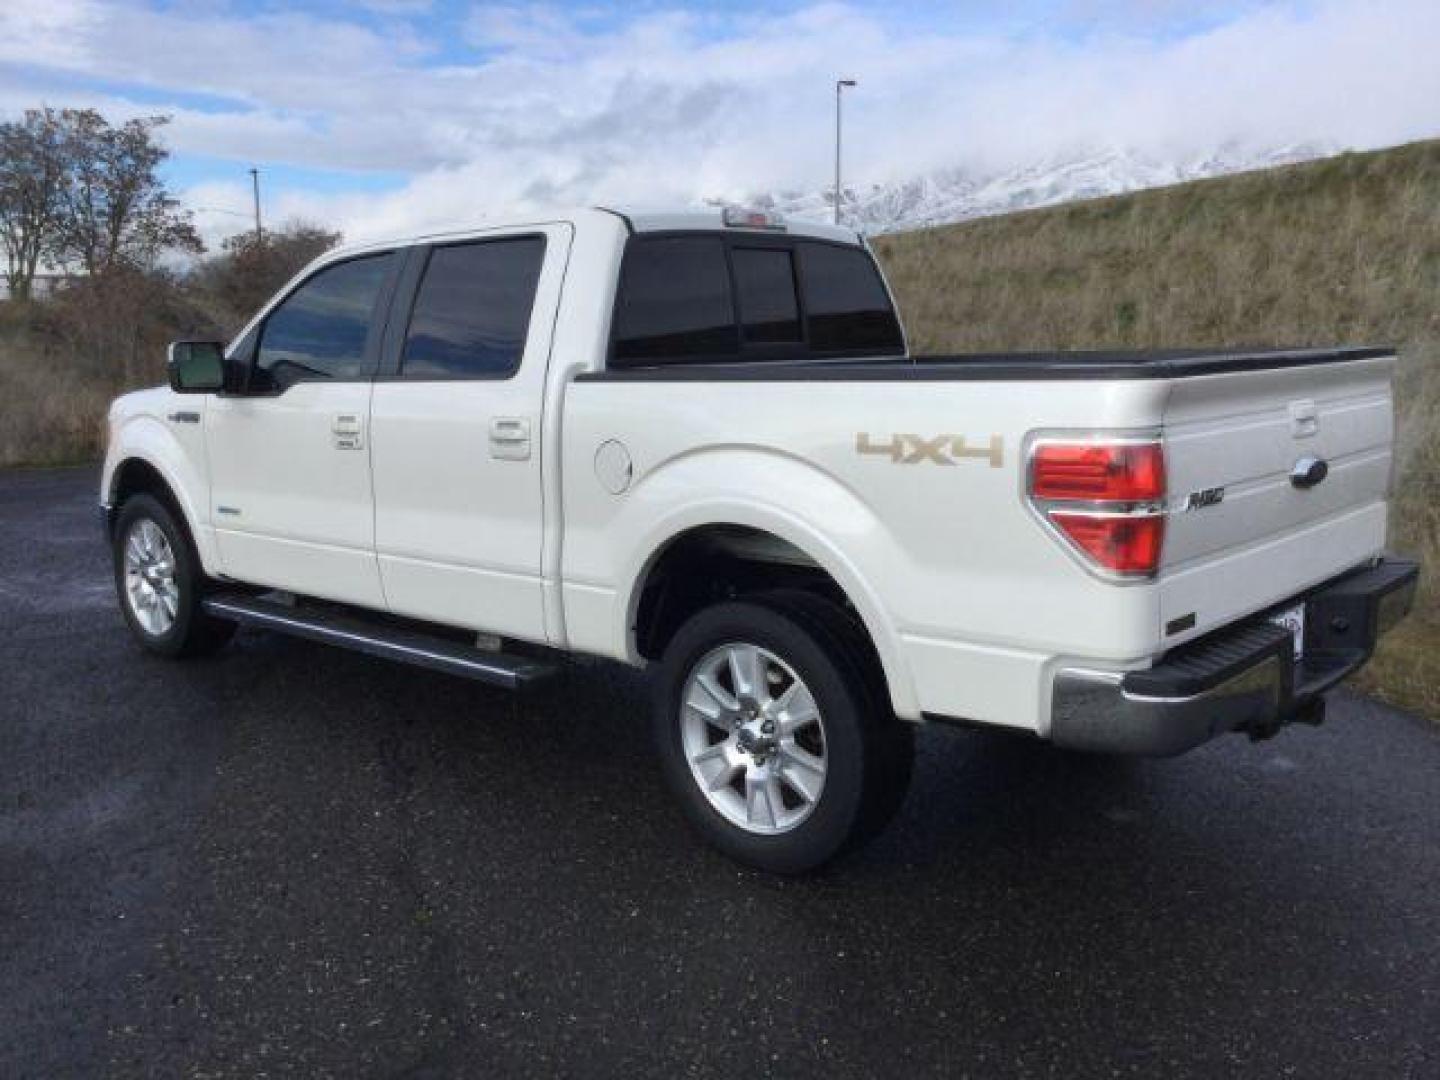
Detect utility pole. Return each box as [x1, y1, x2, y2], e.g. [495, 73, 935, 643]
[834, 79, 856, 225]
[249, 167, 263, 243]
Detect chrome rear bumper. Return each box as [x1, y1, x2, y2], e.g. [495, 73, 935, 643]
[1050, 556, 1419, 756]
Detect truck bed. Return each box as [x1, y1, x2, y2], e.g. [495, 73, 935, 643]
[576, 346, 1393, 382]
[564, 343, 1395, 729]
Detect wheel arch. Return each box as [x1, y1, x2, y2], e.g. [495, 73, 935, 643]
[622, 511, 920, 721]
[105, 446, 217, 575]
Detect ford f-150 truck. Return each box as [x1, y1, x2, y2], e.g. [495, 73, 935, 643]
[102, 206, 1418, 871]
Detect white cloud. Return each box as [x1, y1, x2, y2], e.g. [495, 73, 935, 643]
[3, 0, 1439, 244]
[0, 0, 107, 75]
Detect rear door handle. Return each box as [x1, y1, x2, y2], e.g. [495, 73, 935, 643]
[489, 417, 531, 460]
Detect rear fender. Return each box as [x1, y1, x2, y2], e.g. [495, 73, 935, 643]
[611, 449, 920, 720]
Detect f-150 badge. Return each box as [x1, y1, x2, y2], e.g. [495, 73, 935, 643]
[856, 433, 1004, 467]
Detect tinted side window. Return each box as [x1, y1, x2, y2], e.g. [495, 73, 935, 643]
[255, 253, 392, 391]
[797, 242, 903, 353]
[612, 237, 737, 364]
[401, 237, 546, 379]
[732, 247, 801, 344]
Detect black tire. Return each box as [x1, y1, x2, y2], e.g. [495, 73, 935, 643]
[112, 492, 235, 658]
[652, 591, 913, 873]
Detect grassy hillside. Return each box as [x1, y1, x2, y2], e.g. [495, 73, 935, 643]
[0, 311, 116, 468]
[873, 138, 1440, 719]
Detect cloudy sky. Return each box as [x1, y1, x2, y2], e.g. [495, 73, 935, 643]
[2, 0, 1437, 247]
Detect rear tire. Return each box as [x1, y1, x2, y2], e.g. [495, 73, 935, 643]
[113, 493, 235, 658]
[652, 592, 912, 873]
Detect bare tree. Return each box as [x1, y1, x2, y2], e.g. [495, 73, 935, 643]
[50, 110, 203, 276]
[0, 108, 67, 301]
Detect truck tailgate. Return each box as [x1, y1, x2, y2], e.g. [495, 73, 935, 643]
[1160, 353, 1395, 642]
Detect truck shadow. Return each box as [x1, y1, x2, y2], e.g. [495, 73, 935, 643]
[209, 629, 1381, 908]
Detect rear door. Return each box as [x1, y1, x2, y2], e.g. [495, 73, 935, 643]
[369, 224, 570, 643]
[1159, 354, 1396, 641]
[206, 250, 399, 607]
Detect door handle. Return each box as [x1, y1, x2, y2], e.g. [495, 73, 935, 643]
[332, 413, 363, 449]
[489, 417, 531, 460]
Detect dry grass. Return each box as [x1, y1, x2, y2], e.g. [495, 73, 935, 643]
[0, 353, 113, 466]
[874, 138, 1440, 719]
[0, 270, 199, 467]
[0, 308, 117, 466]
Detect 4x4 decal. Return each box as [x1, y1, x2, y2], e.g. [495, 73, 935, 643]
[856, 433, 1004, 468]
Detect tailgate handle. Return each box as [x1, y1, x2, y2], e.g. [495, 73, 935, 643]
[1289, 400, 1319, 438]
[1290, 456, 1329, 489]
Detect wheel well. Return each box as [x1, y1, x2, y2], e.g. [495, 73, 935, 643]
[109, 459, 186, 538]
[633, 525, 874, 665]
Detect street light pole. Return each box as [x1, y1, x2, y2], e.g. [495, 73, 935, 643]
[249, 167, 263, 243]
[834, 79, 856, 225]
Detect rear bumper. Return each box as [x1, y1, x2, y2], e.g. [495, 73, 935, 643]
[1050, 556, 1419, 756]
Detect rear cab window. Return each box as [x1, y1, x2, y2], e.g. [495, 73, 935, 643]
[732, 247, 802, 345]
[612, 237, 737, 363]
[796, 242, 901, 351]
[610, 232, 903, 367]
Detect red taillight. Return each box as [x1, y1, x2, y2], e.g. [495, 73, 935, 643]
[1028, 438, 1167, 578]
[1031, 441, 1165, 502]
[1047, 513, 1166, 575]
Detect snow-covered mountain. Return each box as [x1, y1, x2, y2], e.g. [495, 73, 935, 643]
[719, 143, 1339, 234]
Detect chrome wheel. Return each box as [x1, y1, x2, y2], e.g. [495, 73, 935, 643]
[123, 518, 179, 637]
[680, 642, 828, 835]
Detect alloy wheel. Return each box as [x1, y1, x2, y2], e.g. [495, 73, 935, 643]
[123, 518, 179, 636]
[679, 642, 828, 835]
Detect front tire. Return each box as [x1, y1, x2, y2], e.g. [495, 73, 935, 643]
[652, 593, 913, 873]
[112, 493, 235, 658]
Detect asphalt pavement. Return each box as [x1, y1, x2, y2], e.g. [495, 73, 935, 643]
[2, 466, 1437, 1078]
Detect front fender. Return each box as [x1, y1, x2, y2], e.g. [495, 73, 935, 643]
[104, 410, 217, 574]
[565, 445, 922, 720]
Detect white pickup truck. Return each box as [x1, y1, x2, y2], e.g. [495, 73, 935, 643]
[102, 206, 1418, 871]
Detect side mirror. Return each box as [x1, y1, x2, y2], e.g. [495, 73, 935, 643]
[167, 340, 226, 394]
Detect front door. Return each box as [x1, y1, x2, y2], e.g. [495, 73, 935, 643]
[206, 250, 399, 608]
[370, 225, 569, 643]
